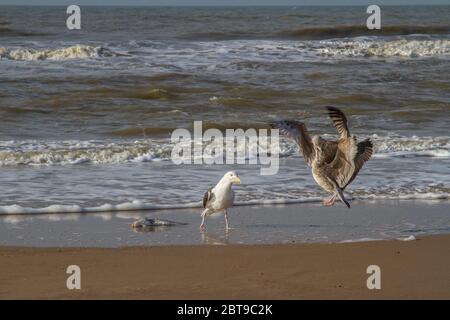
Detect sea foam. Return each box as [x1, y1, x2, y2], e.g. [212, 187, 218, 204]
[0, 134, 447, 167]
[0, 45, 118, 61]
[316, 39, 450, 58]
[0, 191, 448, 216]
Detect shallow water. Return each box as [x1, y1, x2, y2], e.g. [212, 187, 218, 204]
[0, 6, 449, 215]
[0, 200, 448, 247]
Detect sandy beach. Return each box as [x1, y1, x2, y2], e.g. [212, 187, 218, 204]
[1, 233, 449, 299]
[0, 200, 449, 299]
[1, 200, 449, 299]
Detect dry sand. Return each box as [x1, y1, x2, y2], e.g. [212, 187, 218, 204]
[0, 234, 449, 299]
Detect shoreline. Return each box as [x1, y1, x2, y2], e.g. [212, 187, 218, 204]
[1, 234, 449, 299]
[0, 200, 450, 248]
[0, 199, 448, 247]
[1, 197, 448, 216]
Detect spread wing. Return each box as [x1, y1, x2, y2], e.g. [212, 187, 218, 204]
[326, 106, 350, 139]
[202, 187, 214, 208]
[344, 138, 373, 188]
[324, 137, 358, 188]
[271, 120, 315, 166]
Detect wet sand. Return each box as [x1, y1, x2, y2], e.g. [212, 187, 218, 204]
[1, 234, 449, 299]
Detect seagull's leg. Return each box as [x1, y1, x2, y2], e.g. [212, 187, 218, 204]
[335, 187, 351, 208]
[200, 209, 208, 231]
[224, 210, 230, 231]
[329, 194, 337, 206]
[322, 196, 331, 206]
[200, 216, 206, 231]
[323, 194, 337, 207]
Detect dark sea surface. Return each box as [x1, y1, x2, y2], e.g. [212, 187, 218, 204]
[0, 6, 449, 244]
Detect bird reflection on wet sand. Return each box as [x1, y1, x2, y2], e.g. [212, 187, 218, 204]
[201, 230, 230, 245]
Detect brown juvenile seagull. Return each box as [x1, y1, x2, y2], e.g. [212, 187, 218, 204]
[272, 106, 373, 208]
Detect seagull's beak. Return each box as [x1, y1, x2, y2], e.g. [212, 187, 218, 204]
[234, 176, 241, 184]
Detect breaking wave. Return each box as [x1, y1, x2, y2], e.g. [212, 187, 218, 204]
[371, 135, 450, 158]
[316, 39, 450, 58]
[0, 140, 172, 166]
[0, 200, 200, 216]
[0, 44, 120, 61]
[0, 191, 448, 216]
[1, 38, 448, 65]
[0, 135, 448, 167]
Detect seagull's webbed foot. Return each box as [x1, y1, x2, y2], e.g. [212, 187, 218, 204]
[322, 194, 337, 207]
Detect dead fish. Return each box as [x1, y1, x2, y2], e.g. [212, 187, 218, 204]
[131, 218, 188, 229]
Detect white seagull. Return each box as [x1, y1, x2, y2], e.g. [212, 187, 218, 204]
[200, 171, 241, 231]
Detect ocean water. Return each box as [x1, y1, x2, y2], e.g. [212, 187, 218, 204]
[0, 6, 449, 222]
